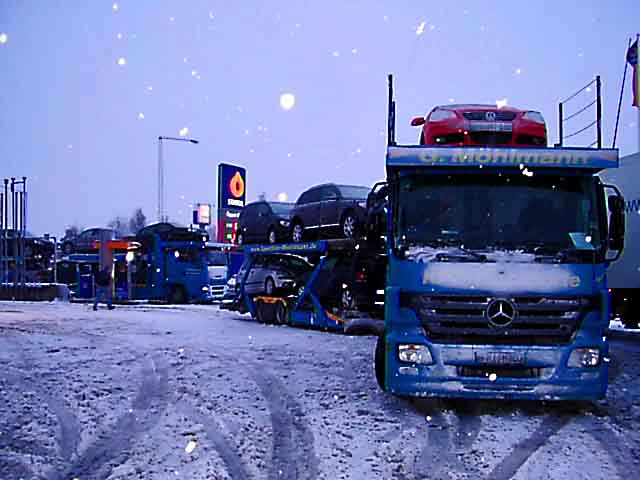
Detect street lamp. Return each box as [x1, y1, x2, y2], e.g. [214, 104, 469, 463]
[157, 135, 199, 223]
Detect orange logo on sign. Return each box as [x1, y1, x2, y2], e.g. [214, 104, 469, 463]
[229, 171, 245, 198]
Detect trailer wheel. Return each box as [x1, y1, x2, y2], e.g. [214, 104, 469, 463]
[374, 335, 387, 392]
[274, 302, 287, 325]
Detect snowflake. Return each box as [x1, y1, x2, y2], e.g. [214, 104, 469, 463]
[416, 21, 426, 36]
[117, 57, 127, 66]
[280, 93, 296, 110]
[179, 127, 189, 137]
[0, 33, 7, 44]
[138, 112, 145, 120]
[112, 3, 119, 12]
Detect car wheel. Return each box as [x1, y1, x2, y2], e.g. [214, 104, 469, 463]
[268, 228, 277, 244]
[265, 277, 276, 295]
[292, 222, 304, 243]
[374, 335, 387, 392]
[237, 233, 244, 245]
[341, 212, 358, 239]
[341, 285, 355, 311]
[62, 242, 73, 255]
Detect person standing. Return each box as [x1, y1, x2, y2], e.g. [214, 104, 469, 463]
[93, 265, 114, 311]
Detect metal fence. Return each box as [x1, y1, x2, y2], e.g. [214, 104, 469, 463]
[556, 76, 602, 148]
[0, 177, 28, 294]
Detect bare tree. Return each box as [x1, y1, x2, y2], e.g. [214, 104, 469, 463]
[107, 216, 128, 238]
[129, 208, 146, 235]
[63, 224, 81, 240]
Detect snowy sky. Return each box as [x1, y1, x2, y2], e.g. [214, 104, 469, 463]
[1, 0, 639, 236]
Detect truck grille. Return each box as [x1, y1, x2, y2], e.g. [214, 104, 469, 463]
[458, 366, 541, 378]
[400, 294, 595, 345]
[462, 111, 517, 121]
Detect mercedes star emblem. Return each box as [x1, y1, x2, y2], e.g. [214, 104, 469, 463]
[485, 111, 496, 121]
[486, 298, 517, 327]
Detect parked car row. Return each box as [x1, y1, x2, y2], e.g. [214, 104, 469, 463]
[238, 183, 378, 245]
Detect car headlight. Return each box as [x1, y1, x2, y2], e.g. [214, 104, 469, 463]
[279, 220, 290, 227]
[227, 277, 237, 287]
[398, 344, 433, 364]
[357, 201, 367, 209]
[567, 348, 600, 368]
[523, 111, 545, 124]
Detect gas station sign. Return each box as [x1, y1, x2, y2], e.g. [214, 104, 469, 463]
[217, 163, 246, 243]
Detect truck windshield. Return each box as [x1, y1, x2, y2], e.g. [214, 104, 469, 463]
[206, 250, 228, 266]
[395, 173, 603, 256]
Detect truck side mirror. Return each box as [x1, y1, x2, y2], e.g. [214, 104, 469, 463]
[411, 117, 425, 127]
[608, 195, 625, 252]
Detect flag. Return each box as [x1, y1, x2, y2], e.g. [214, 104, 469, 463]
[627, 39, 639, 107]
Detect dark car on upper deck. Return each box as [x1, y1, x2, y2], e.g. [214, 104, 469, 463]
[290, 183, 371, 242]
[237, 201, 294, 245]
[411, 104, 547, 147]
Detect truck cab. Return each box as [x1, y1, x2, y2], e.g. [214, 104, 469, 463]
[377, 145, 624, 400]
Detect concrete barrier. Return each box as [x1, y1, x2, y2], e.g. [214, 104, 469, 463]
[0, 283, 70, 301]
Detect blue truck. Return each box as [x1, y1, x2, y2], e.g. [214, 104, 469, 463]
[375, 79, 625, 401]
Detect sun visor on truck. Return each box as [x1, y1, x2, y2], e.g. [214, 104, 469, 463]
[386, 146, 619, 170]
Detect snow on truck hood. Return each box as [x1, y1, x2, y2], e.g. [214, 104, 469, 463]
[403, 246, 592, 294]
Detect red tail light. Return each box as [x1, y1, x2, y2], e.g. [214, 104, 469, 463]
[355, 271, 367, 282]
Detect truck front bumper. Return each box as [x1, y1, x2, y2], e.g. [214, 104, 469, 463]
[385, 333, 608, 401]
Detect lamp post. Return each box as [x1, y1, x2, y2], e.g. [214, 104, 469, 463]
[157, 136, 199, 223]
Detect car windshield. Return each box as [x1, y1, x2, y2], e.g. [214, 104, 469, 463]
[337, 185, 370, 199]
[395, 173, 603, 257]
[270, 203, 293, 215]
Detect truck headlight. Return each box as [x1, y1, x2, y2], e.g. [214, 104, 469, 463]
[279, 220, 290, 227]
[567, 348, 600, 368]
[201, 286, 210, 292]
[398, 344, 433, 364]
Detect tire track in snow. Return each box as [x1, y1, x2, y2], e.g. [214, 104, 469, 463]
[0, 335, 81, 470]
[55, 355, 169, 480]
[487, 409, 572, 480]
[177, 402, 252, 480]
[250, 365, 319, 480]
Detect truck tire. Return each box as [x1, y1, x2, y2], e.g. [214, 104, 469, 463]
[374, 335, 387, 392]
[168, 285, 186, 304]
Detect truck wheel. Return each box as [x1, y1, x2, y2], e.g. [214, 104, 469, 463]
[268, 228, 277, 244]
[168, 285, 186, 304]
[292, 222, 304, 243]
[265, 277, 275, 295]
[374, 335, 387, 392]
[341, 211, 358, 239]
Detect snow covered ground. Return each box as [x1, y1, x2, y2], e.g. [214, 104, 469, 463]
[1, 301, 639, 479]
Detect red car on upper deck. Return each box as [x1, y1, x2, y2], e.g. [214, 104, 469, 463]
[411, 104, 547, 147]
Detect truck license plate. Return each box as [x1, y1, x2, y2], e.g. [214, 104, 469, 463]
[475, 351, 526, 366]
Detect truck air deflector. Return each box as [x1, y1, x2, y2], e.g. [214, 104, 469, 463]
[386, 145, 619, 170]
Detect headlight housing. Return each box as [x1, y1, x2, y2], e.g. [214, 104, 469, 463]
[429, 109, 458, 122]
[523, 111, 545, 124]
[279, 220, 290, 227]
[398, 344, 433, 364]
[567, 347, 600, 368]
